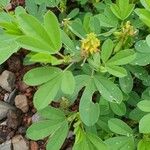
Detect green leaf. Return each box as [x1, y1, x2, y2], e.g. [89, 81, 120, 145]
[38, 106, 66, 121]
[0, 37, 19, 64]
[110, 102, 126, 116]
[73, 127, 95, 150]
[105, 136, 135, 150]
[101, 39, 114, 63]
[131, 52, 150, 66]
[135, 40, 150, 53]
[107, 49, 136, 66]
[17, 35, 54, 54]
[17, 12, 61, 54]
[119, 71, 133, 94]
[139, 113, 150, 133]
[141, 0, 150, 11]
[97, 117, 111, 133]
[33, 75, 62, 110]
[96, 7, 118, 28]
[127, 65, 149, 80]
[138, 139, 150, 150]
[94, 75, 123, 103]
[99, 98, 110, 116]
[23, 67, 61, 86]
[79, 79, 100, 126]
[26, 120, 64, 140]
[30, 53, 63, 65]
[142, 87, 150, 100]
[26, 0, 47, 21]
[61, 30, 76, 53]
[127, 91, 141, 107]
[67, 8, 79, 19]
[111, 0, 135, 20]
[69, 20, 86, 39]
[106, 65, 127, 78]
[83, 12, 92, 33]
[89, 16, 101, 34]
[87, 133, 108, 150]
[138, 100, 150, 112]
[129, 108, 147, 121]
[135, 9, 150, 27]
[35, 0, 61, 7]
[146, 35, 150, 48]
[108, 118, 133, 136]
[61, 71, 75, 95]
[69, 75, 91, 102]
[73, 134, 93, 150]
[44, 11, 61, 50]
[0, 22, 22, 35]
[0, 0, 9, 9]
[46, 121, 68, 150]
[17, 13, 52, 46]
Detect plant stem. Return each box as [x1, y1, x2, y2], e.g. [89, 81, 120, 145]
[63, 62, 74, 72]
[57, 52, 65, 58]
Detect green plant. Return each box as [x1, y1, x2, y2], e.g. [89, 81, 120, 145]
[1, 0, 150, 149]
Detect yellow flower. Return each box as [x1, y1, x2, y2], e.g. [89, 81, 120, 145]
[81, 33, 100, 57]
[122, 21, 136, 36]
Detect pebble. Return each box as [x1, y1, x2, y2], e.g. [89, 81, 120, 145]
[15, 95, 29, 113]
[0, 70, 16, 92]
[6, 109, 22, 130]
[5, 89, 18, 104]
[0, 140, 11, 150]
[0, 101, 15, 120]
[3, 93, 9, 102]
[12, 135, 29, 150]
[30, 141, 39, 150]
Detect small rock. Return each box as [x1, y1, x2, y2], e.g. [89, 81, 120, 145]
[5, 89, 18, 104]
[0, 70, 16, 92]
[3, 93, 9, 102]
[0, 101, 15, 120]
[0, 121, 7, 126]
[12, 135, 29, 150]
[15, 95, 29, 113]
[6, 109, 22, 130]
[0, 140, 12, 150]
[30, 141, 39, 150]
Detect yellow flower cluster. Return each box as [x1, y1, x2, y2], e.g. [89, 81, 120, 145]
[114, 21, 136, 38]
[81, 33, 100, 57]
[122, 21, 136, 36]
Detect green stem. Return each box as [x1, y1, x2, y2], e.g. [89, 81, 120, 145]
[63, 62, 74, 72]
[57, 52, 65, 59]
